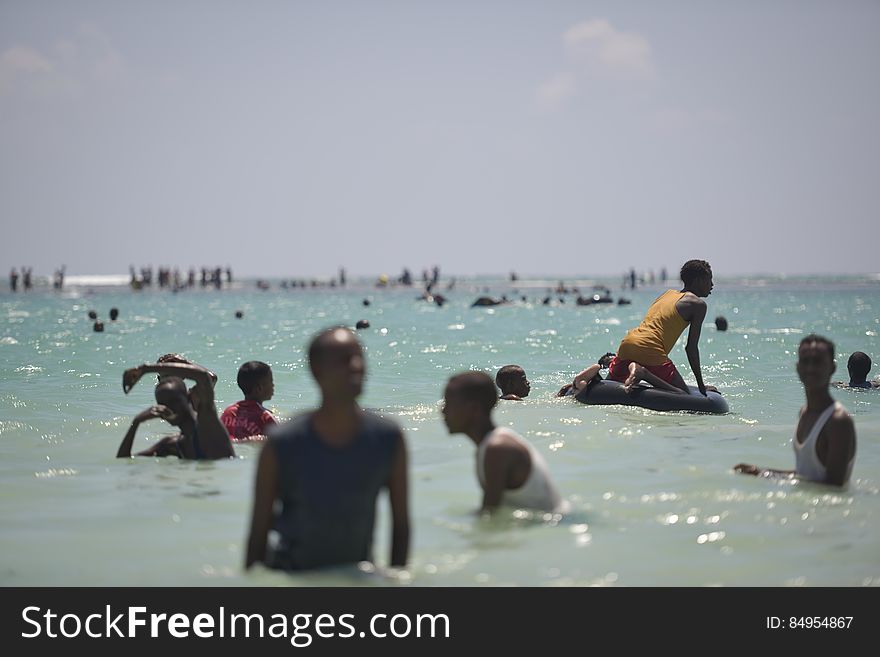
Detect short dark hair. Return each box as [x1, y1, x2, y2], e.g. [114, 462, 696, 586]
[308, 326, 360, 371]
[447, 371, 498, 412]
[156, 353, 192, 383]
[237, 361, 272, 394]
[799, 334, 835, 361]
[157, 353, 192, 365]
[680, 260, 712, 286]
[598, 352, 615, 368]
[155, 376, 187, 398]
[495, 365, 525, 393]
[847, 351, 871, 381]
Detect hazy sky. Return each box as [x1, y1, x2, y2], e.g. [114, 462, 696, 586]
[2, 1, 878, 278]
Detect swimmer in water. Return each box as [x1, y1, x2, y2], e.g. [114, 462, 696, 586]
[495, 365, 531, 401]
[734, 335, 856, 486]
[832, 351, 879, 389]
[556, 352, 615, 397]
[117, 361, 233, 460]
[221, 361, 278, 441]
[245, 327, 409, 571]
[442, 371, 564, 513]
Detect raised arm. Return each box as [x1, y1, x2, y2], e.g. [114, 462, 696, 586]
[387, 431, 410, 567]
[733, 463, 795, 479]
[123, 362, 215, 396]
[823, 414, 856, 486]
[683, 300, 708, 395]
[245, 441, 279, 569]
[125, 362, 232, 459]
[116, 405, 174, 457]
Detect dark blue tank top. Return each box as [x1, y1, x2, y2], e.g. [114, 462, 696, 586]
[267, 410, 399, 571]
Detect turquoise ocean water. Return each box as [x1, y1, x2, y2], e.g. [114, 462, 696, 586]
[1, 275, 878, 586]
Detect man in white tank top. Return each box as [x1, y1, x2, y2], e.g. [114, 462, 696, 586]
[734, 334, 856, 486]
[442, 371, 564, 513]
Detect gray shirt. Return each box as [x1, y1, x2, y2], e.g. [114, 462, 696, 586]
[268, 410, 399, 571]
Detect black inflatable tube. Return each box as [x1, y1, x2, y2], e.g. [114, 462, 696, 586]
[574, 379, 729, 413]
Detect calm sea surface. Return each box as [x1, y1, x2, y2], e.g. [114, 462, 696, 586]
[1, 276, 878, 586]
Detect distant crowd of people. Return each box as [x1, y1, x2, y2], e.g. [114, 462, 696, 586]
[622, 266, 668, 290]
[471, 284, 620, 308]
[129, 265, 233, 291]
[9, 267, 34, 292]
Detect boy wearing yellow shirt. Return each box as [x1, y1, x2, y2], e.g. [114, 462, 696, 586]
[607, 259, 718, 396]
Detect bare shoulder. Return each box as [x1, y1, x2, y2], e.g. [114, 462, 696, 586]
[140, 435, 181, 457]
[829, 404, 854, 426]
[826, 406, 856, 444]
[686, 294, 707, 311]
[394, 427, 407, 450]
[485, 428, 521, 451]
[676, 293, 706, 319]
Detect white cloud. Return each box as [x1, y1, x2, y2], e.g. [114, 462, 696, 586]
[563, 19, 655, 80]
[0, 46, 54, 75]
[0, 47, 54, 94]
[0, 23, 126, 100]
[536, 18, 655, 110]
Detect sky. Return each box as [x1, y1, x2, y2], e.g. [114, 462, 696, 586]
[1, 0, 878, 278]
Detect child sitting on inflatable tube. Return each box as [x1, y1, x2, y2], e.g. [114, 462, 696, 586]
[556, 352, 615, 397]
[606, 259, 718, 396]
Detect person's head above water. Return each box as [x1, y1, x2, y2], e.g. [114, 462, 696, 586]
[157, 353, 193, 383]
[153, 376, 192, 427]
[109, 308, 119, 321]
[680, 259, 713, 297]
[308, 327, 365, 400]
[495, 365, 530, 399]
[846, 351, 871, 385]
[797, 334, 835, 390]
[443, 371, 497, 435]
[237, 360, 274, 402]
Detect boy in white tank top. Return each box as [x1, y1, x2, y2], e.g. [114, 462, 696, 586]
[734, 334, 856, 486]
[442, 371, 564, 513]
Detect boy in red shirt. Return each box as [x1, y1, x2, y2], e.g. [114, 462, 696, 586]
[221, 361, 277, 441]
